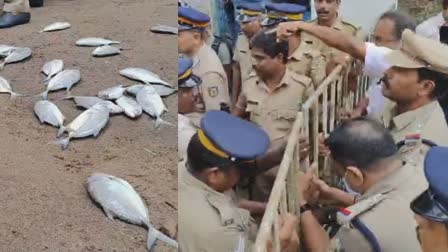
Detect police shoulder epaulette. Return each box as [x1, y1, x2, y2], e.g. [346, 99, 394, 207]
[290, 72, 312, 87]
[341, 19, 361, 32]
[336, 193, 387, 227]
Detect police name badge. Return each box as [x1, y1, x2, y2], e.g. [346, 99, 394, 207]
[208, 86, 219, 97]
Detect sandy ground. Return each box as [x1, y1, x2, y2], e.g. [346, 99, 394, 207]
[0, 0, 177, 251]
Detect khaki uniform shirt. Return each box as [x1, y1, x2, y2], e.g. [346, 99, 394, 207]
[233, 34, 254, 84]
[305, 18, 362, 61]
[287, 35, 327, 88]
[329, 164, 427, 252]
[178, 162, 255, 252]
[235, 69, 313, 201]
[236, 68, 313, 141]
[193, 43, 230, 111]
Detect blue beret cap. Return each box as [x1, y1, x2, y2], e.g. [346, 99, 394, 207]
[411, 146, 448, 222]
[261, 3, 307, 27]
[236, 2, 265, 23]
[199, 111, 270, 162]
[178, 7, 210, 31]
[178, 57, 202, 87]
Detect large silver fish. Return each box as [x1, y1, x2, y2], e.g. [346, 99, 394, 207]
[87, 173, 178, 251]
[136, 86, 173, 128]
[0, 47, 32, 70]
[65, 96, 123, 114]
[40, 22, 71, 32]
[119, 68, 173, 87]
[150, 24, 178, 35]
[92, 45, 121, 57]
[76, 37, 120, 47]
[34, 100, 65, 135]
[0, 75, 24, 98]
[41, 59, 64, 82]
[57, 103, 110, 149]
[116, 96, 142, 118]
[39, 69, 81, 99]
[126, 84, 176, 97]
[98, 85, 125, 100]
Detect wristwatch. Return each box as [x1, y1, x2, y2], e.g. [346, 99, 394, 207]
[300, 203, 313, 214]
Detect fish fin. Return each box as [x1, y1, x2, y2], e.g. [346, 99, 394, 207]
[40, 76, 51, 83]
[33, 90, 49, 100]
[66, 89, 72, 97]
[10, 92, 27, 99]
[55, 137, 70, 150]
[104, 208, 115, 221]
[147, 227, 178, 251]
[111, 41, 120, 45]
[56, 126, 66, 138]
[154, 117, 175, 129]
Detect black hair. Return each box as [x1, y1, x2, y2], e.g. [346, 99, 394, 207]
[326, 117, 398, 170]
[379, 11, 416, 40]
[444, 0, 448, 10]
[186, 133, 235, 172]
[250, 31, 288, 63]
[417, 68, 448, 99]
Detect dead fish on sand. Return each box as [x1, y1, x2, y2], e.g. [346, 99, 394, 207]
[0, 75, 25, 98]
[92, 45, 121, 57]
[119, 68, 172, 87]
[57, 103, 110, 149]
[0, 47, 32, 70]
[65, 96, 123, 114]
[34, 100, 65, 134]
[116, 96, 142, 118]
[98, 85, 126, 100]
[76, 37, 120, 47]
[40, 22, 71, 32]
[41, 59, 64, 82]
[38, 69, 81, 99]
[150, 24, 178, 35]
[126, 84, 176, 97]
[136, 86, 173, 128]
[0, 45, 16, 57]
[87, 173, 178, 251]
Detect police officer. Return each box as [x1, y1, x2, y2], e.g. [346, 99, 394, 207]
[178, 110, 299, 252]
[411, 146, 448, 252]
[232, 2, 264, 105]
[233, 30, 313, 202]
[300, 117, 426, 252]
[178, 6, 231, 127]
[0, 0, 30, 28]
[178, 57, 204, 162]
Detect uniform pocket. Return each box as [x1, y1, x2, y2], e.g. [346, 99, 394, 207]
[271, 109, 297, 131]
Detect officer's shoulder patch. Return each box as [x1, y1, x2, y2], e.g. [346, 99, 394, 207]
[337, 194, 387, 227]
[208, 86, 219, 98]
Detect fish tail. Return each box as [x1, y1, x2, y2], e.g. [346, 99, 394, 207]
[9, 92, 27, 99]
[40, 76, 50, 83]
[40, 90, 49, 100]
[55, 137, 70, 150]
[147, 227, 178, 251]
[56, 125, 67, 138]
[154, 117, 174, 129]
[0, 61, 5, 70]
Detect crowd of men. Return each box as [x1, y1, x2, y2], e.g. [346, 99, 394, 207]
[177, 0, 448, 251]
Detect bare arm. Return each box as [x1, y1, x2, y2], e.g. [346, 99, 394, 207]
[276, 21, 367, 62]
[301, 211, 331, 252]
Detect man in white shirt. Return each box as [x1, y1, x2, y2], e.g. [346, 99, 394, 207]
[416, 0, 448, 41]
[275, 10, 416, 117]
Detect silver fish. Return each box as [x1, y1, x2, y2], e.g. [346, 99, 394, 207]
[119, 68, 173, 87]
[34, 100, 65, 135]
[40, 22, 71, 32]
[0, 47, 32, 70]
[76, 37, 120, 47]
[92, 45, 121, 57]
[0, 45, 16, 57]
[98, 85, 125, 100]
[0, 75, 24, 98]
[41, 59, 64, 82]
[136, 86, 173, 128]
[40, 69, 81, 99]
[126, 84, 176, 97]
[57, 103, 110, 150]
[87, 173, 178, 251]
[116, 96, 142, 118]
[66, 96, 123, 114]
[150, 24, 178, 35]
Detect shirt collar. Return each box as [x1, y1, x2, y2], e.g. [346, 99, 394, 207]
[256, 68, 292, 92]
[384, 101, 438, 131]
